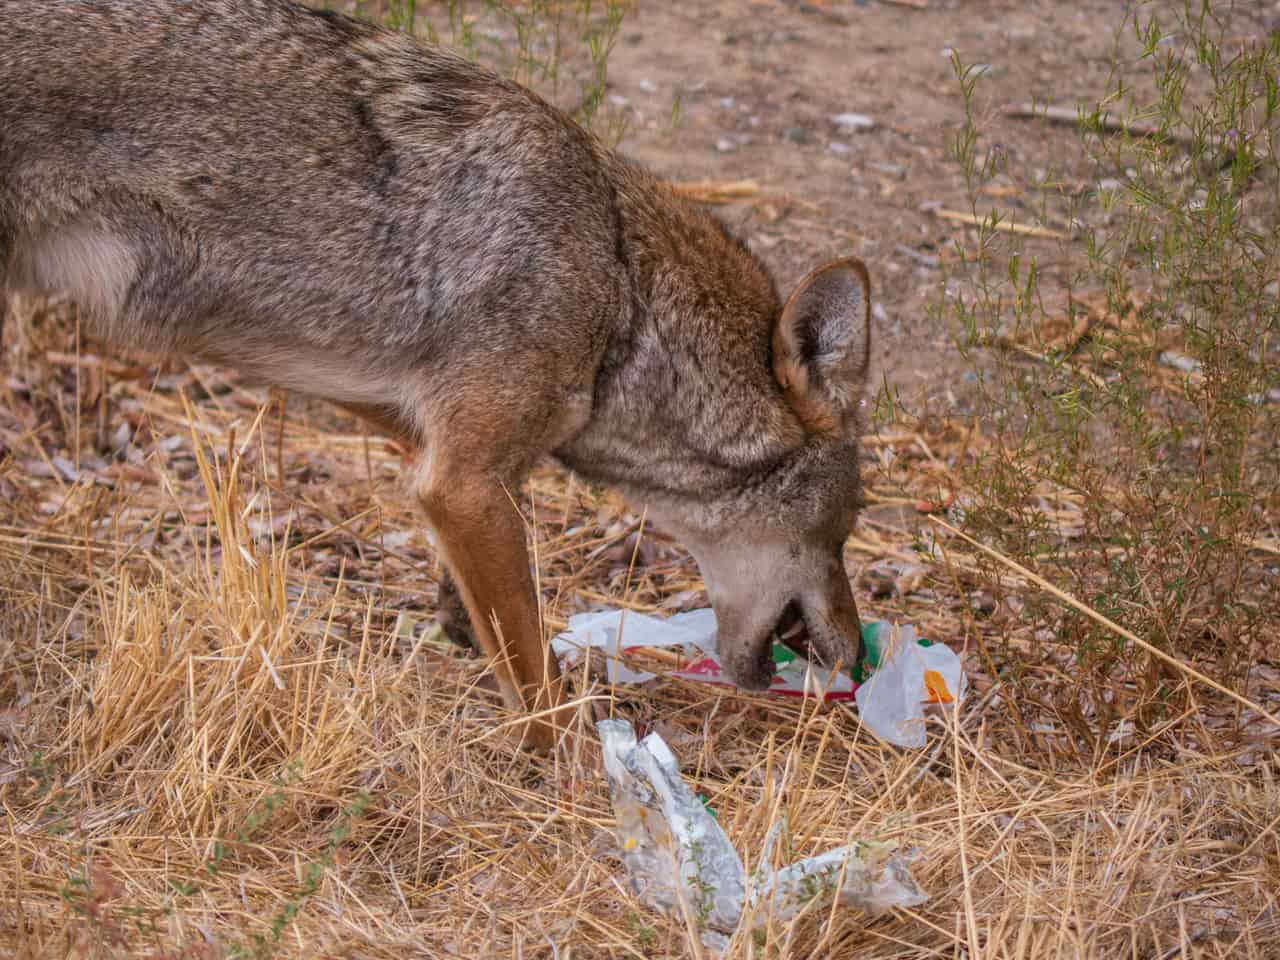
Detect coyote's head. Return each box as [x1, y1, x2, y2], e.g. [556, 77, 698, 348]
[642, 257, 873, 689]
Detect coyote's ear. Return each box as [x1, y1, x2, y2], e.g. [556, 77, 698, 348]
[772, 257, 871, 436]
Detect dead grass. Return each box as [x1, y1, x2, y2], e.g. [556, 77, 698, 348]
[5, 3, 1277, 954]
[1, 289, 1276, 959]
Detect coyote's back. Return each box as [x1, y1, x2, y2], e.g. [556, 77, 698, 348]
[0, 0, 621, 406]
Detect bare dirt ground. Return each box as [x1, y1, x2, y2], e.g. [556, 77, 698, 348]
[600, 0, 1136, 403]
[2, 2, 1278, 958]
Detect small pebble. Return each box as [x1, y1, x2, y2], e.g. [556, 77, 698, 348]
[868, 160, 906, 178]
[638, 78, 657, 94]
[831, 112, 876, 131]
[1159, 351, 1201, 374]
[827, 141, 851, 155]
[715, 137, 738, 153]
[969, 591, 997, 615]
[110, 421, 131, 455]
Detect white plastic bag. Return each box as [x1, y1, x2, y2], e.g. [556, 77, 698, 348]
[552, 607, 857, 699]
[854, 624, 966, 748]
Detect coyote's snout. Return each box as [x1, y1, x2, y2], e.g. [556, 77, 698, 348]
[0, 0, 872, 750]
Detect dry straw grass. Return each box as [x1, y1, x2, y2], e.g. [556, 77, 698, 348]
[1, 285, 1277, 959]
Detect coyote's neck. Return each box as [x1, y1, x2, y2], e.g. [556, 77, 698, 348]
[554, 156, 808, 511]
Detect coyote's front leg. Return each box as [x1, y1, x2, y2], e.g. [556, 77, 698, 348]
[414, 462, 568, 752]
[407, 360, 594, 753]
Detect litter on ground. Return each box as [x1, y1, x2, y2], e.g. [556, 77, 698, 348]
[553, 608, 965, 747]
[598, 717, 929, 952]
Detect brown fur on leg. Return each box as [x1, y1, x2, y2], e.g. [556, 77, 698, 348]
[413, 456, 569, 753]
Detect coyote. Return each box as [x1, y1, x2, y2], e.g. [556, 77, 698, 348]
[0, 0, 872, 750]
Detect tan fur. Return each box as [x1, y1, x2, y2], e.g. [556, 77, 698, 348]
[9, 219, 137, 323]
[409, 394, 572, 750]
[772, 354, 842, 439]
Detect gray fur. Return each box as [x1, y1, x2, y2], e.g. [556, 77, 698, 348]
[1, 0, 874, 695]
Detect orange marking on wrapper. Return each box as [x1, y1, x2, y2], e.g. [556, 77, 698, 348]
[923, 669, 954, 704]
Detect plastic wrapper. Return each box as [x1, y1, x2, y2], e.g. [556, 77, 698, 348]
[854, 622, 966, 748]
[554, 609, 966, 747]
[553, 607, 856, 699]
[598, 719, 746, 936]
[598, 718, 929, 951]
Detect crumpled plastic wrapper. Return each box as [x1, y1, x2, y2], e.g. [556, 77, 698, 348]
[555, 609, 965, 747]
[598, 718, 928, 951]
[552, 607, 857, 699]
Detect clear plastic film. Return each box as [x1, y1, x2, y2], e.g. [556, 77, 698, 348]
[597, 719, 928, 952]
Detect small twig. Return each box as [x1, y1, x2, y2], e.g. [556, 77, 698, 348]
[288, 504, 381, 553]
[1004, 103, 1194, 144]
[1249, 537, 1280, 557]
[274, 388, 288, 484]
[257, 645, 286, 691]
[931, 207, 1071, 240]
[672, 179, 761, 204]
[990, 339, 1109, 389]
